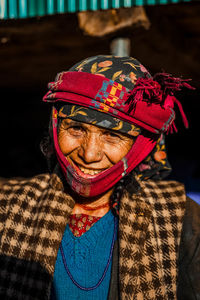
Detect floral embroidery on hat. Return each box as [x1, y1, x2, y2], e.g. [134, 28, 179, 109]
[129, 72, 137, 83]
[57, 104, 141, 137]
[98, 60, 113, 67]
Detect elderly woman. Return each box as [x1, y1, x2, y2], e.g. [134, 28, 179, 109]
[0, 55, 200, 300]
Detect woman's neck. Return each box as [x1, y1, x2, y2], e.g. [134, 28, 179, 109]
[71, 188, 114, 217]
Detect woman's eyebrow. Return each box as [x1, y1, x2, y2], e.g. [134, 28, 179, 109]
[63, 119, 83, 126]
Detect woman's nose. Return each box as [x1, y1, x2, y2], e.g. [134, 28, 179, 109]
[79, 134, 103, 163]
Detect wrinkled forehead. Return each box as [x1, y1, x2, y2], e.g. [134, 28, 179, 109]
[55, 103, 141, 138]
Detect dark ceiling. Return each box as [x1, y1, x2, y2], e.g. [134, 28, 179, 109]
[1, 2, 200, 90]
[0, 2, 200, 188]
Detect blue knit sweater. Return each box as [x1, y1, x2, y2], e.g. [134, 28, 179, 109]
[52, 211, 117, 300]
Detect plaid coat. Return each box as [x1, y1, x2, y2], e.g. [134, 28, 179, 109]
[0, 173, 187, 299]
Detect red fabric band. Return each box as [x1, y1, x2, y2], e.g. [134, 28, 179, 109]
[43, 72, 175, 134]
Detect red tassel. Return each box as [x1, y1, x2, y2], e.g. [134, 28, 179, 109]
[126, 77, 162, 112]
[167, 121, 178, 135]
[153, 72, 195, 97]
[174, 98, 189, 129]
[164, 95, 189, 130]
[126, 72, 195, 132]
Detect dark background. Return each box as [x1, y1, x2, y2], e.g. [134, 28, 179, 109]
[0, 2, 199, 198]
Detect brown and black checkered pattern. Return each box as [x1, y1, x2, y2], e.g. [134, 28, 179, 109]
[119, 179, 186, 300]
[0, 174, 186, 299]
[0, 174, 74, 299]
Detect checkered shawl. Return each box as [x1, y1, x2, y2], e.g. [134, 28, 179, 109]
[119, 180, 186, 299]
[0, 174, 186, 299]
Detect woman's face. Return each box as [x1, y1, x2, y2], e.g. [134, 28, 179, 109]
[58, 118, 134, 179]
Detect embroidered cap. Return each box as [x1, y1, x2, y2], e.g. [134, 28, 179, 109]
[43, 55, 194, 134]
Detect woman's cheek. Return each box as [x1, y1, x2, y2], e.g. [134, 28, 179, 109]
[104, 141, 133, 164]
[104, 145, 125, 164]
[58, 132, 80, 155]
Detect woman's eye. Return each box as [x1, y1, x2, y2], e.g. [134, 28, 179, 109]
[104, 131, 121, 140]
[68, 126, 84, 135]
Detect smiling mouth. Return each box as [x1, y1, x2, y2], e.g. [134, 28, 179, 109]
[70, 160, 107, 178]
[78, 165, 103, 175]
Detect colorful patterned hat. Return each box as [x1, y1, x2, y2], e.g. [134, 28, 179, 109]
[44, 55, 193, 134]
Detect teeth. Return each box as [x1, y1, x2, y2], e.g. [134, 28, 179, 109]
[79, 166, 102, 175]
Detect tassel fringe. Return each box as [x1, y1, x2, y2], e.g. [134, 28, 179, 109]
[126, 72, 195, 132]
